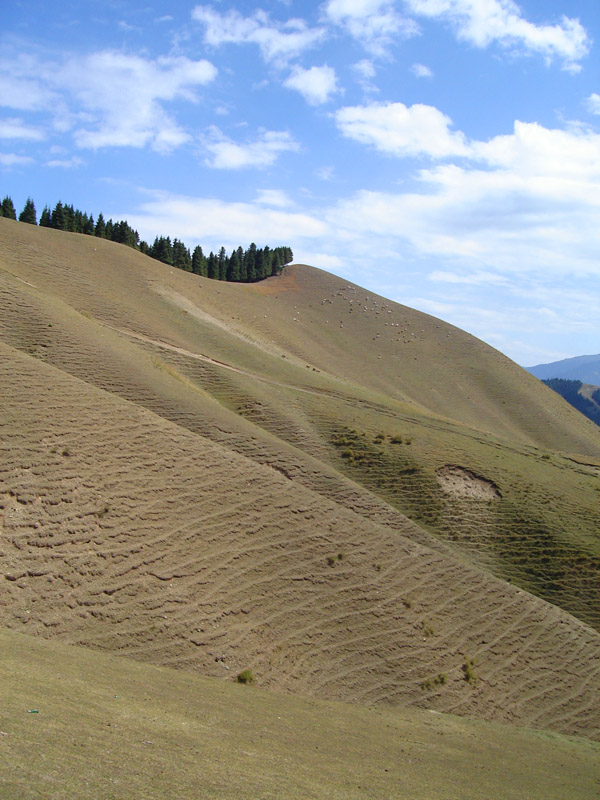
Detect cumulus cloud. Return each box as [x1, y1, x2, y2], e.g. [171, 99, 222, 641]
[46, 156, 84, 168]
[352, 59, 379, 92]
[586, 93, 600, 116]
[202, 126, 299, 169]
[192, 5, 326, 64]
[411, 62, 433, 78]
[120, 190, 327, 248]
[0, 52, 53, 112]
[64, 52, 217, 151]
[0, 152, 33, 166]
[284, 65, 339, 105]
[0, 49, 217, 152]
[255, 189, 294, 207]
[327, 120, 600, 276]
[0, 117, 44, 140]
[324, 0, 418, 55]
[404, 0, 590, 71]
[335, 101, 469, 158]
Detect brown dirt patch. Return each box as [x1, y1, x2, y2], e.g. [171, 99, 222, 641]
[436, 465, 502, 500]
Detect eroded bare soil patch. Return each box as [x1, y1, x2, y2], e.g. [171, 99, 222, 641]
[436, 465, 502, 500]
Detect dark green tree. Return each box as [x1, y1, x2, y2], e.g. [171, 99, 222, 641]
[150, 235, 173, 265]
[39, 206, 51, 227]
[227, 247, 241, 281]
[18, 197, 37, 224]
[192, 245, 207, 276]
[173, 238, 192, 271]
[83, 214, 95, 235]
[95, 213, 106, 238]
[207, 251, 218, 280]
[51, 201, 65, 230]
[1, 196, 17, 219]
[217, 246, 227, 280]
[244, 242, 257, 282]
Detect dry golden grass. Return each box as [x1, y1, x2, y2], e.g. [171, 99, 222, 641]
[2, 627, 600, 800]
[1, 215, 600, 780]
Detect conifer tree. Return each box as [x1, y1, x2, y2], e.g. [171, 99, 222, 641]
[227, 248, 241, 281]
[217, 246, 227, 280]
[95, 213, 106, 238]
[173, 239, 191, 271]
[1, 196, 17, 219]
[51, 201, 65, 230]
[18, 197, 37, 224]
[207, 251, 218, 280]
[192, 245, 207, 276]
[244, 242, 257, 282]
[39, 206, 51, 227]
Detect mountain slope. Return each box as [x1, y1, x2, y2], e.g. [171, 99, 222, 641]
[527, 353, 600, 384]
[1, 217, 600, 743]
[3, 627, 599, 800]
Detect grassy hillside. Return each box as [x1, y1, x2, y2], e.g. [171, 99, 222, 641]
[2, 628, 599, 800]
[1, 216, 600, 759]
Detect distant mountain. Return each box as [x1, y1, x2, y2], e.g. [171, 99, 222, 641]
[542, 378, 600, 427]
[527, 353, 600, 384]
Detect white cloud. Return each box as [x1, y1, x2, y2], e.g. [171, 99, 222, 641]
[0, 152, 33, 166]
[327, 120, 600, 277]
[64, 52, 217, 152]
[0, 49, 217, 152]
[586, 93, 600, 116]
[0, 54, 53, 112]
[192, 5, 326, 64]
[255, 189, 294, 207]
[411, 62, 433, 78]
[317, 165, 335, 180]
[46, 156, 84, 168]
[0, 117, 44, 140]
[324, 0, 418, 55]
[202, 126, 299, 169]
[404, 0, 590, 71]
[284, 65, 339, 105]
[352, 59, 379, 92]
[335, 101, 469, 158]
[121, 190, 327, 248]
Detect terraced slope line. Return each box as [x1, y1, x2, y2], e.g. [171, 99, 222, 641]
[2, 341, 599, 740]
[1, 219, 599, 631]
[3, 628, 599, 800]
[1, 217, 599, 455]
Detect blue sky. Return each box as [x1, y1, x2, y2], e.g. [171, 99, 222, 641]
[1, 0, 599, 366]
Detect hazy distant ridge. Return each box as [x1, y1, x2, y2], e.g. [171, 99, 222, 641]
[527, 353, 600, 383]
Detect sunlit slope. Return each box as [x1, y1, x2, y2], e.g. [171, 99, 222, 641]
[2, 339, 600, 740]
[1, 218, 600, 740]
[2, 629, 599, 800]
[1, 218, 599, 630]
[1, 218, 599, 454]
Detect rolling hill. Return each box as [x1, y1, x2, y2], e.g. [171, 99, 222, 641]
[1, 216, 600, 794]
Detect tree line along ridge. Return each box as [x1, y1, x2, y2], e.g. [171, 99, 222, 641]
[0, 195, 293, 283]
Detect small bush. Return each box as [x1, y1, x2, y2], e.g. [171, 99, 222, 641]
[327, 556, 336, 567]
[390, 435, 403, 444]
[462, 659, 476, 684]
[236, 669, 254, 685]
[421, 673, 447, 690]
